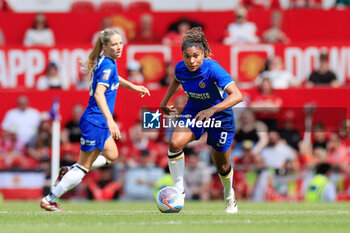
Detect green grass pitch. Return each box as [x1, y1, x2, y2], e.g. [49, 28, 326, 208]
[0, 201, 349, 233]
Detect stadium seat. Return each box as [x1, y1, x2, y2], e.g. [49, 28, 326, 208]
[128, 1, 152, 11]
[71, 1, 95, 12]
[152, 0, 198, 11]
[200, 0, 238, 11]
[100, 1, 123, 12]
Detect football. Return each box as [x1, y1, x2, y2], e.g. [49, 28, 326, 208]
[156, 187, 184, 213]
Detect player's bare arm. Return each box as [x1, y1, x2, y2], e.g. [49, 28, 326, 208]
[119, 76, 150, 97]
[95, 84, 121, 140]
[195, 82, 243, 121]
[160, 78, 181, 115]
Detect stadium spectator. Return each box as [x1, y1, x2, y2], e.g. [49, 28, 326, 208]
[232, 140, 264, 199]
[162, 17, 202, 46]
[250, 78, 283, 129]
[122, 150, 164, 200]
[38, 156, 51, 196]
[159, 61, 176, 87]
[326, 133, 350, 172]
[339, 119, 350, 150]
[1, 95, 41, 145]
[183, 148, 211, 201]
[92, 17, 128, 45]
[278, 110, 301, 151]
[306, 53, 340, 88]
[260, 130, 297, 170]
[233, 109, 269, 157]
[252, 130, 297, 201]
[36, 62, 63, 90]
[27, 116, 52, 161]
[0, 27, 5, 45]
[23, 13, 55, 47]
[305, 163, 336, 202]
[127, 60, 144, 84]
[223, 6, 259, 44]
[312, 122, 328, 150]
[128, 123, 160, 166]
[0, 125, 26, 169]
[257, 56, 296, 89]
[132, 13, 160, 43]
[76, 71, 91, 90]
[62, 104, 84, 144]
[167, 17, 203, 34]
[59, 151, 76, 167]
[86, 167, 121, 201]
[262, 11, 290, 44]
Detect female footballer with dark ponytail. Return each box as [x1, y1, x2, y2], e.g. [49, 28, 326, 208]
[161, 27, 243, 213]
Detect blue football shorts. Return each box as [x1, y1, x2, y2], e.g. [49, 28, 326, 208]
[179, 107, 235, 153]
[79, 118, 110, 152]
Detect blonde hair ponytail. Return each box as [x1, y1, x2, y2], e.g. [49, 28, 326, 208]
[85, 28, 121, 74]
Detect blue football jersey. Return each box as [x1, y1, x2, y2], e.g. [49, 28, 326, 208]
[81, 56, 120, 128]
[175, 59, 235, 118]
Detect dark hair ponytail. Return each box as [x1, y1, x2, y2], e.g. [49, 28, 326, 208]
[182, 27, 212, 58]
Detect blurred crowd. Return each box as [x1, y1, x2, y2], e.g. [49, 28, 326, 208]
[0, 1, 349, 202]
[1, 86, 349, 202]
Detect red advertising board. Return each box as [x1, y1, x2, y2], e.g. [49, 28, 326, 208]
[0, 43, 349, 89]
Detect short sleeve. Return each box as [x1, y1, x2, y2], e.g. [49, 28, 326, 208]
[210, 61, 234, 91]
[97, 66, 113, 87]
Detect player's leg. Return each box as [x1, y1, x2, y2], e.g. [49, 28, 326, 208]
[210, 147, 238, 214]
[41, 149, 100, 211]
[55, 126, 112, 186]
[90, 136, 118, 169]
[168, 126, 195, 194]
[55, 149, 110, 186]
[210, 147, 234, 197]
[208, 128, 237, 213]
[41, 120, 107, 211]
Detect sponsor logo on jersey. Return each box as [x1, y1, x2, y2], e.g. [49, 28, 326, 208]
[111, 83, 119, 91]
[85, 140, 96, 146]
[184, 91, 211, 100]
[80, 137, 96, 146]
[199, 81, 206, 88]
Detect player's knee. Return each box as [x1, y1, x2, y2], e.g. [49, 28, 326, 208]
[217, 164, 231, 175]
[169, 139, 185, 153]
[104, 151, 118, 162]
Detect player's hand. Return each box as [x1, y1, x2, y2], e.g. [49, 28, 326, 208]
[107, 119, 121, 140]
[160, 105, 178, 116]
[135, 85, 150, 98]
[78, 59, 87, 71]
[194, 108, 216, 122]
